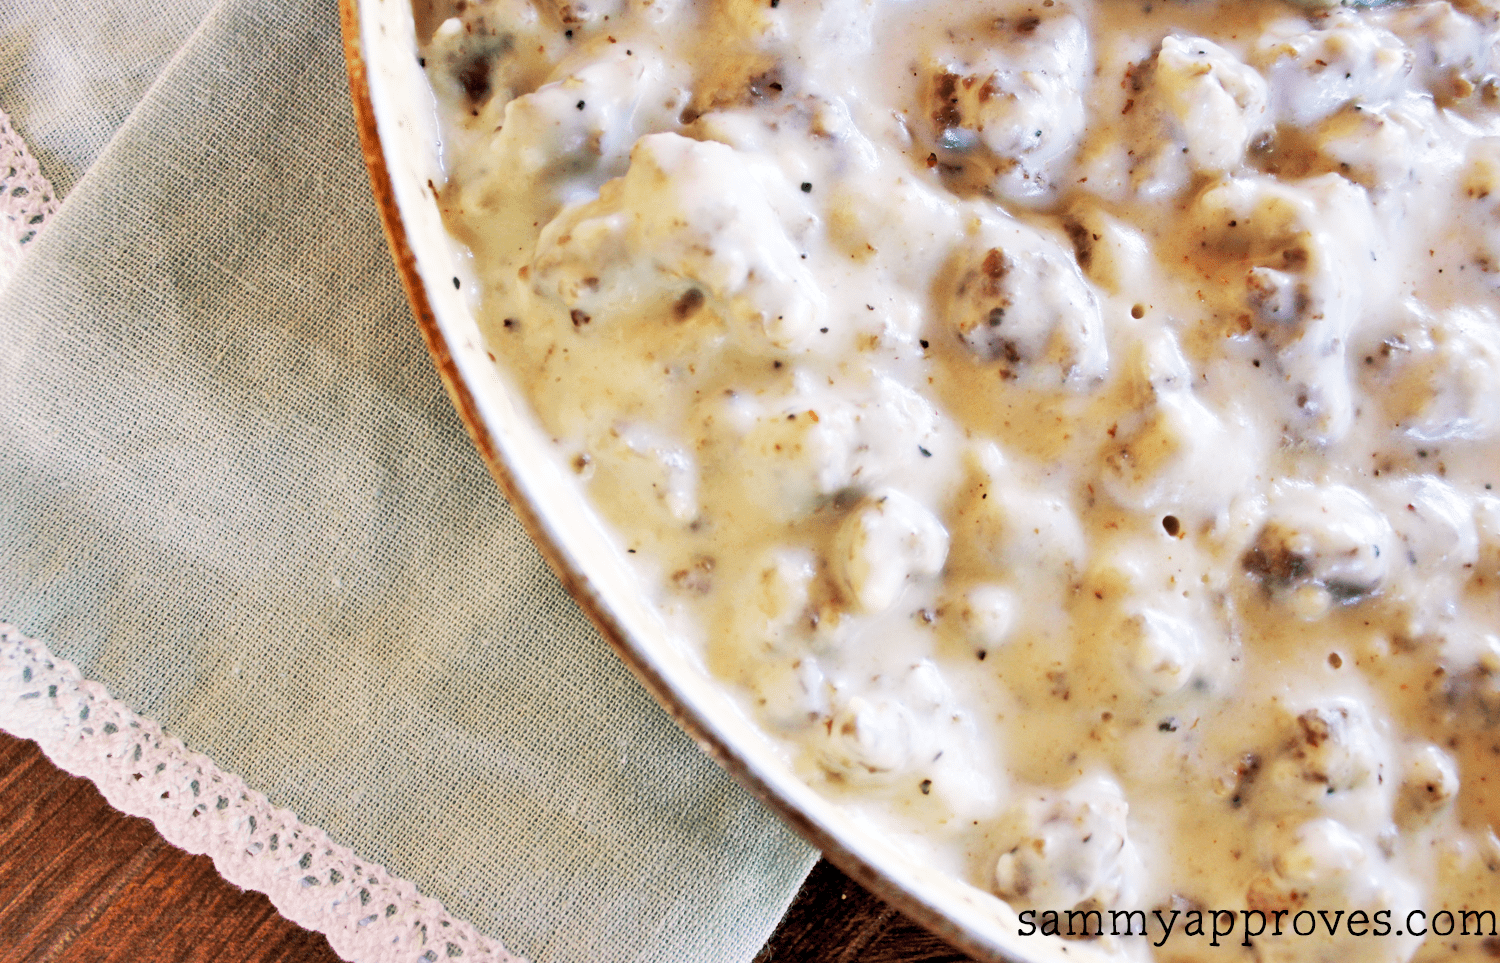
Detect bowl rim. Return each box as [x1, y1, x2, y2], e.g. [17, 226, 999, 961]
[337, 5, 1048, 959]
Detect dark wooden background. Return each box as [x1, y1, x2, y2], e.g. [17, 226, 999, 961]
[0, 731, 971, 962]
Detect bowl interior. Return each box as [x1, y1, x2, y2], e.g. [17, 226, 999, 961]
[339, 4, 1119, 960]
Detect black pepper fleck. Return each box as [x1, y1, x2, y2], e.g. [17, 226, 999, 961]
[800, 182, 812, 193]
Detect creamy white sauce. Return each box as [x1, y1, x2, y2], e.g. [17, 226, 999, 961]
[422, 1, 1500, 958]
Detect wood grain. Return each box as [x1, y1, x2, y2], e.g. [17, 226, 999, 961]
[754, 858, 976, 963]
[0, 731, 340, 963]
[0, 729, 970, 961]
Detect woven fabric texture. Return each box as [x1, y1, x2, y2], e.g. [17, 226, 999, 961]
[0, 0, 818, 959]
[0, 0, 217, 195]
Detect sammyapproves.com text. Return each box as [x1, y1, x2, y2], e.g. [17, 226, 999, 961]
[1017, 907, 1499, 947]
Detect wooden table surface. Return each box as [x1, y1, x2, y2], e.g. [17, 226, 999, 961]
[0, 730, 971, 963]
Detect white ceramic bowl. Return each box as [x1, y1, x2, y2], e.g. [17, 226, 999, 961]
[338, 4, 1115, 960]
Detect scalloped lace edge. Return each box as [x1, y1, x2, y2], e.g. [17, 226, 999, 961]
[0, 623, 525, 963]
[0, 107, 59, 285]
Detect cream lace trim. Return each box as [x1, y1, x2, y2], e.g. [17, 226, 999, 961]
[0, 108, 59, 284]
[1, 631, 527, 960]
